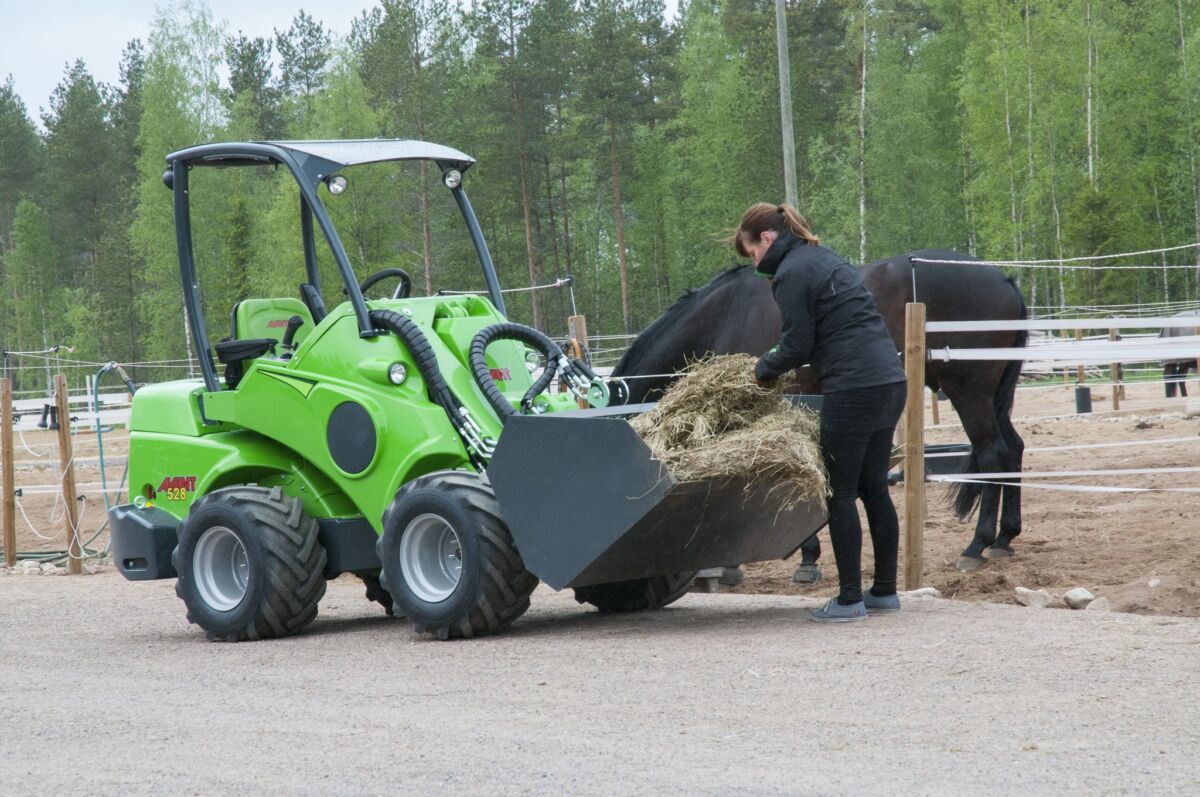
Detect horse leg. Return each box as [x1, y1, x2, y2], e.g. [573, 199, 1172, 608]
[944, 389, 1008, 571]
[991, 413, 1024, 554]
[1165, 364, 1178, 398]
[791, 531, 823, 583]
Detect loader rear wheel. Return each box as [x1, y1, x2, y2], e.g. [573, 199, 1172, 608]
[378, 471, 537, 639]
[172, 486, 327, 642]
[573, 572, 697, 614]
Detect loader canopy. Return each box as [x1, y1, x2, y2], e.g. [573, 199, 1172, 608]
[163, 139, 505, 394]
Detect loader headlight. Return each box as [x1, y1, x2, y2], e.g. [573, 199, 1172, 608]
[443, 169, 462, 189]
[524, 349, 540, 373]
[326, 174, 348, 195]
[388, 362, 408, 385]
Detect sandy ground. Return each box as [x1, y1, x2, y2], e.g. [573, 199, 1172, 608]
[1, 573, 1198, 796]
[6, 376, 1200, 616]
[733, 377, 1200, 616]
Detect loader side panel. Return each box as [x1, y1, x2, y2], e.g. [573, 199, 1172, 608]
[127, 428, 357, 521]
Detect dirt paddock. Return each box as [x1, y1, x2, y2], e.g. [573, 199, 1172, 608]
[5, 376, 1200, 616]
[733, 378, 1200, 616]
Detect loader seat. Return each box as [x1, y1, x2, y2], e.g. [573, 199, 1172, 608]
[218, 297, 316, 389]
[229, 297, 316, 345]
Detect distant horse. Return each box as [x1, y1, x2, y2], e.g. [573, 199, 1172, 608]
[1160, 310, 1200, 397]
[614, 249, 1027, 570]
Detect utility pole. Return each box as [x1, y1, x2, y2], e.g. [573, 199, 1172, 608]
[776, 0, 798, 208]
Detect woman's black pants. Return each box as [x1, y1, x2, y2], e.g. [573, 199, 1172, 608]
[819, 381, 907, 604]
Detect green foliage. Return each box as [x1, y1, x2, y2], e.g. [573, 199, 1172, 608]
[1, 0, 1199, 393]
[2, 201, 64, 391]
[0, 78, 44, 252]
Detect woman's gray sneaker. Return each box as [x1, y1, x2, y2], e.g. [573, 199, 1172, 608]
[863, 590, 900, 613]
[809, 598, 867, 623]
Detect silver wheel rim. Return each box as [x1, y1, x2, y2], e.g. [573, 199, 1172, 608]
[193, 526, 249, 612]
[399, 513, 463, 603]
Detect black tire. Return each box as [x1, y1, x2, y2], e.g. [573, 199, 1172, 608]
[172, 486, 327, 642]
[377, 470, 537, 640]
[573, 572, 698, 614]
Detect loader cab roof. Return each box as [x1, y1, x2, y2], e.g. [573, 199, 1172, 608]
[164, 138, 503, 395]
[166, 139, 476, 188]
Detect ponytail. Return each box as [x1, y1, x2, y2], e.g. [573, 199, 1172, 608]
[731, 202, 820, 257]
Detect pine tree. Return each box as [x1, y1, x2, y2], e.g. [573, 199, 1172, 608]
[275, 10, 333, 129]
[225, 32, 283, 138]
[0, 78, 44, 254]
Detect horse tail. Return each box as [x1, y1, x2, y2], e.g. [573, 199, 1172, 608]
[949, 279, 1027, 519]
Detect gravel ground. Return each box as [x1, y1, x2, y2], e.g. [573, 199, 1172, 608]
[2, 573, 1198, 796]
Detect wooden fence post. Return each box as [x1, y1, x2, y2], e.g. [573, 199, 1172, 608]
[565, 315, 590, 408]
[1062, 331, 1071, 383]
[1194, 326, 1199, 397]
[2, 379, 14, 568]
[1108, 329, 1120, 411]
[1075, 329, 1085, 384]
[903, 303, 927, 591]
[929, 388, 940, 425]
[54, 375, 82, 574]
[567, 315, 589, 358]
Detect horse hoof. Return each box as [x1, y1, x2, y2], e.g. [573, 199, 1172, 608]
[956, 555, 988, 572]
[987, 545, 1015, 559]
[791, 563, 823, 584]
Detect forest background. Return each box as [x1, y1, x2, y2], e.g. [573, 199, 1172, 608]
[1, 0, 1198, 392]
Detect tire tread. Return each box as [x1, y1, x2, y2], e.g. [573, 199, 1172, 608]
[573, 572, 697, 614]
[173, 486, 327, 642]
[379, 471, 536, 640]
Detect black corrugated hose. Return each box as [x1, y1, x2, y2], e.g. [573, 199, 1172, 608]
[369, 309, 476, 448]
[469, 323, 585, 421]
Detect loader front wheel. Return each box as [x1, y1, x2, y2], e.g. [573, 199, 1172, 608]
[573, 572, 697, 614]
[378, 471, 537, 639]
[173, 486, 327, 642]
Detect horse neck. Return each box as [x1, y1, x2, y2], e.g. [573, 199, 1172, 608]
[615, 286, 734, 402]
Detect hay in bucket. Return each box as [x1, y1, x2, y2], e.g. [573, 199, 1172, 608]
[630, 354, 828, 509]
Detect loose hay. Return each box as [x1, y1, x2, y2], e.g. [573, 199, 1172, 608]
[631, 354, 828, 509]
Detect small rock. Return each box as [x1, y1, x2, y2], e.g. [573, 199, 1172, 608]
[19, 561, 41, 574]
[1085, 597, 1111, 612]
[904, 587, 942, 599]
[1015, 587, 1051, 608]
[83, 562, 105, 575]
[1148, 578, 1162, 588]
[40, 563, 65, 576]
[1063, 587, 1095, 609]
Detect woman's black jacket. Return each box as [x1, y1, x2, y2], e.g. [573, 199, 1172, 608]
[754, 230, 906, 392]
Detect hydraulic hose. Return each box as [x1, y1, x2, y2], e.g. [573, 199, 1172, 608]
[368, 309, 490, 468]
[469, 323, 575, 420]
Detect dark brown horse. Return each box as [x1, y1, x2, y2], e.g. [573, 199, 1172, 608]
[613, 249, 1027, 570]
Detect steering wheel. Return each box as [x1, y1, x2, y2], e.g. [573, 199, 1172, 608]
[357, 268, 413, 300]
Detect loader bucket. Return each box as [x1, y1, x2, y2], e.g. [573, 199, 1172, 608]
[487, 410, 828, 590]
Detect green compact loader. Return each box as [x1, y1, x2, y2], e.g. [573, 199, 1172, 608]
[109, 140, 827, 640]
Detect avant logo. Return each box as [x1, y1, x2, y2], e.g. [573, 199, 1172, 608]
[157, 476, 197, 492]
[489, 368, 511, 381]
[266, 319, 290, 329]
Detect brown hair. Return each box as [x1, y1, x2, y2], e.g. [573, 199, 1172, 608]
[732, 202, 820, 257]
